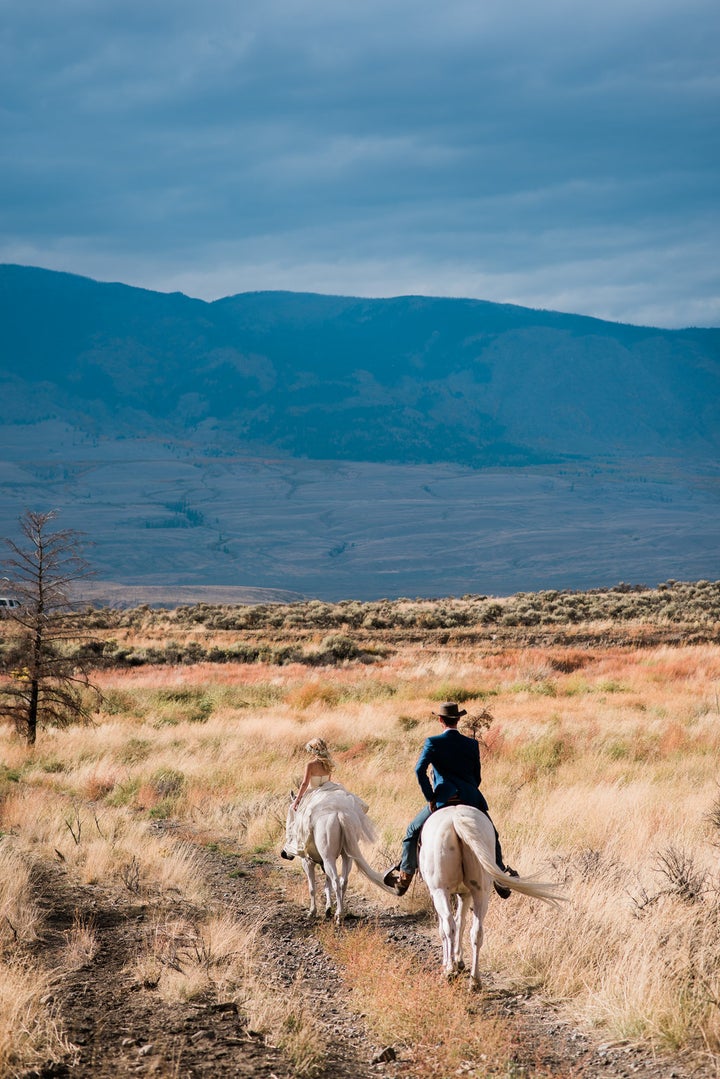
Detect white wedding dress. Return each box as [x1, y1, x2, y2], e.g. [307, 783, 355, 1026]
[287, 774, 371, 857]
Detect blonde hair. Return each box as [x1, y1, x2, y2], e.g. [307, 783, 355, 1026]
[305, 738, 334, 770]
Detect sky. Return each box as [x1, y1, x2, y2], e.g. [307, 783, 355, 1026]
[1, 0, 718, 328]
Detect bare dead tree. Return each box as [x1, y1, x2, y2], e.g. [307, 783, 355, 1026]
[0, 510, 101, 745]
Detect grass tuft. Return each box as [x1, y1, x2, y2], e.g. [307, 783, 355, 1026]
[321, 923, 514, 1076]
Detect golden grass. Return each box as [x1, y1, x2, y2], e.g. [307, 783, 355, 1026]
[0, 843, 40, 946]
[0, 843, 71, 1077]
[0, 960, 74, 1076]
[2, 637, 720, 1071]
[128, 913, 247, 1003]
[59, 911, 99, 972]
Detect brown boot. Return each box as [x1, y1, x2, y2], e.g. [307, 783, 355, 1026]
[395, 870, 415, 896]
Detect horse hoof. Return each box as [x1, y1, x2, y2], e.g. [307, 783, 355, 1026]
[468, 977, 481, 993]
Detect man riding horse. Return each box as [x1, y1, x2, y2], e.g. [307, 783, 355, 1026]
[384, 702, 517, 897]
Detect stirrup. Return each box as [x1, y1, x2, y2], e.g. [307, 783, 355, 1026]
[383, 864, 401, 887]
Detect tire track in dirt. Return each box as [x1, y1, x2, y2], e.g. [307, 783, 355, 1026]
[23, 861, 295, 1079]
[198, 847, 395, 1079]
[232, 852, 709, 1079]
[22, 844, 712, 1079]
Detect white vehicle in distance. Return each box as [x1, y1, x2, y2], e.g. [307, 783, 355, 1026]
[0, 596, 21, 612]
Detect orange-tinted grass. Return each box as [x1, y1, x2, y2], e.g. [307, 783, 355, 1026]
[320, 922, 516, 1078]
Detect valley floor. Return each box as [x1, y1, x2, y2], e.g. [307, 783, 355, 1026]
[2, 422, 719, 598]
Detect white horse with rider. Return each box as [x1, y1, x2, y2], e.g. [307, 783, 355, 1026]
[281, 737, 393, 922]
[420, 804, 564, 986]
[282, 785, 394, 922]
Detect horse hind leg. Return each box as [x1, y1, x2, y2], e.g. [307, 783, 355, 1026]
[454, 893, 471, 972]
[430, 888, 457, 977]
[323, 869, 334, 919]
[315, 844, 343, 921]
[302, 858, 318, 918]
[339, 853, 351, 903]
[321, 860, 346, 923]
[468, 885, 489, 989]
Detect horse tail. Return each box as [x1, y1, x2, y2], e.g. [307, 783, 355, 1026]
[452, 806, 566, 908]
[338, 812, 396, 895]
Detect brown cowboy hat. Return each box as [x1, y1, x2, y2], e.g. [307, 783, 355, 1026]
[432, 702, 467, 720]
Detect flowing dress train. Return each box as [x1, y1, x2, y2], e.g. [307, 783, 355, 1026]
[288, 775, 371, 857]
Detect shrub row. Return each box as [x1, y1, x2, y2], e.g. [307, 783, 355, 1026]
[89, 633, 375, 669]
[80, 579, 720, 634]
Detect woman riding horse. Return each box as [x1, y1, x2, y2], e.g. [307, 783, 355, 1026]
[282, 737, 368, 860]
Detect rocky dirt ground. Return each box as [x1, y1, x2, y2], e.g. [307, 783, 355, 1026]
[22, 842, 714, 1079]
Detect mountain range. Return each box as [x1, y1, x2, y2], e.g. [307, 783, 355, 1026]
[1, 264, 719, 600]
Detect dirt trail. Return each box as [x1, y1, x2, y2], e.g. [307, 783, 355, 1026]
[25, 861, 293, 1079]
[23, 846, 711, 1079]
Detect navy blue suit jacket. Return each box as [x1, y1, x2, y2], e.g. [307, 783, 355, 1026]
[414, 728, 488, 812]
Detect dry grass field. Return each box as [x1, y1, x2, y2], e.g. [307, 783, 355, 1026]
[1, 586, 719, 1077]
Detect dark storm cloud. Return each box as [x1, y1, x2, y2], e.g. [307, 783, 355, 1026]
[1, 0, 718, 325]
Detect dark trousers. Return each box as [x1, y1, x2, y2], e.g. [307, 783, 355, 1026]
[399, 804, 505, 874]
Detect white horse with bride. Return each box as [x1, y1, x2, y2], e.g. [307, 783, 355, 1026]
[282, 780, 394, 923]
[420, 805, 565, 986]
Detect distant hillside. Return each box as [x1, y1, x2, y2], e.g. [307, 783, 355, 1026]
[2, 264, 719, 466]
[1, 265, 719, 600]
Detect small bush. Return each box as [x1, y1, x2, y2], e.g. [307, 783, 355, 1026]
[118, 738, 152, 765]
[548, 651, 589, 673]
[287, 682, 341, 710]
[39, 759, 65, 774]
[519, 733, 572, 773]
[318, 634, 362, 662]
[103, 689, 140, 716]
[150, 769, 185, 799]
[153, 689, 214, 724]
[428, 685, 491, 703]
[107, 778, 141, 807]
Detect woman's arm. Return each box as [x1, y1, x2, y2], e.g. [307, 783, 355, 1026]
[292, 762, 313, 811]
